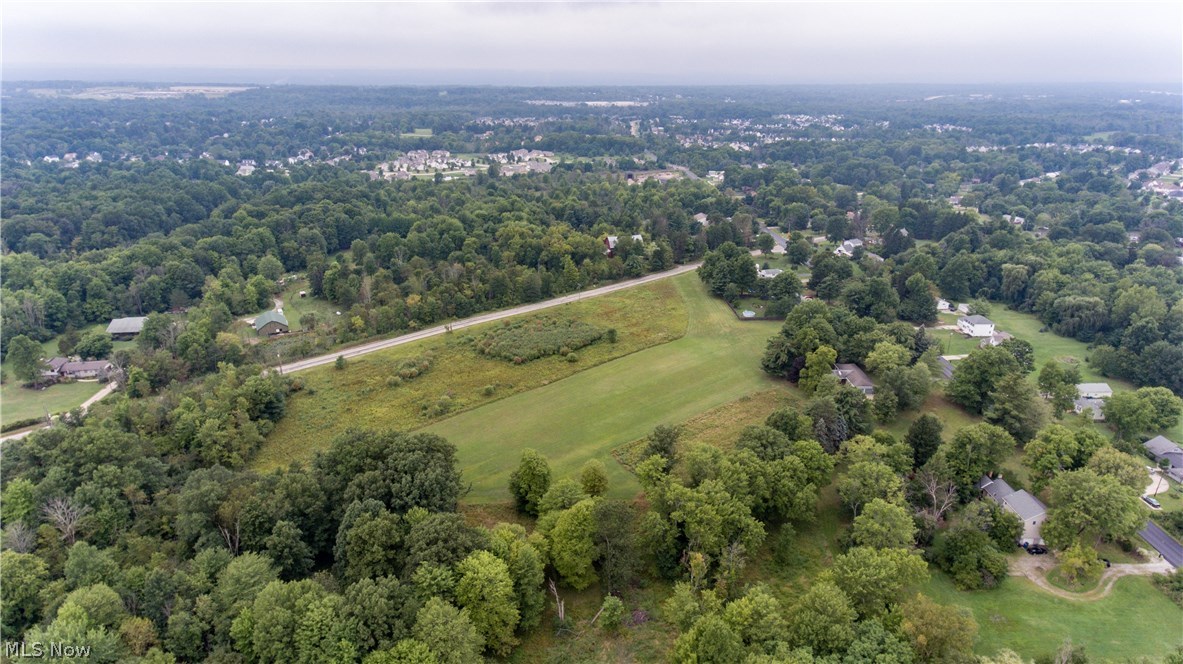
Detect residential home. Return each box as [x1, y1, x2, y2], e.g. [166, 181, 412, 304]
[1144, 436, 1183, 482]
[41, 357, 70, 378]
[956, 303, 971, 315]
[1073, 397, 1106, 421]
[957, 315, 995, 338]
[1076, 383, 1113, 399]
[864, 252, 885, 263]
[832, 363, 874, 396]
[693, 213, 709, 226]
[976, 475, 1047, 546]
[936, 298, 953, 312]
[834, 239, 863, 257]
[106, 316, 147, 340]
[757, 268, 783, 280]
[980, 331, 1013, 347]
[254, 311, 290, 337]
[59, 360, 113, 380]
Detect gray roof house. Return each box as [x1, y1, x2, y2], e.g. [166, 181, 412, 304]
[1076, 383, 1113, 399]
[106, 316, 147, 339]
[832, 363, 874, 396]
[1145, 435, 1183, 482]
[1073, 397, 1106, 421]
[977, 475, 1048, 546]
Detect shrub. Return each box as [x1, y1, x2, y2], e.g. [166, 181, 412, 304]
[476, 316, 605, 363]
[334, 355, 346, 370]
[482, 385, 496, 397]
[566, 352, 579, 363]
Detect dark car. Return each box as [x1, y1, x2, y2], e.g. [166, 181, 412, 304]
[1102, 558, 1111, 568]
[1026, 545, 1048, 555]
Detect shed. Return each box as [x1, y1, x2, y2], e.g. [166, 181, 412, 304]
[254, 311, 290, 336]
[106, 316, 147, 340]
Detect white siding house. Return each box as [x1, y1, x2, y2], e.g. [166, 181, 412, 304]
[957, 315, 995, 338]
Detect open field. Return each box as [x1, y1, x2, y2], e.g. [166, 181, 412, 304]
[932, 328, 984, 356]
[921, 573, 1183, 661]
[0, 380, 105, 427]
[256, 278, 688, 471]
[425, 274, 784, 501]
[400, 128, 433, 137]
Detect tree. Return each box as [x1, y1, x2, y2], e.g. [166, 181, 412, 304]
[998, 338, 1035, 373]
[404, 513, 488, 576]
[764, 408, 814, 442]
[785, 581, 856, 655]
[1085, 446, 1148, 492]
[1, 551, 48, 632]
[865, 341, 910, 374]
[509, 449, 551, 516]
[74, 330, 114, 360]
[827, 547, 928, 617]
[898, 273, 937, 323]
[454, 550, 520, 656]
[944, 424, 1016, 492]
[946, 346, 1020, 414]
[412, 598, 484, 664]
[905, 414, 943, 468]
[644, 424, 680, 471]
[1024, 425, 1104, 490]
[673, 613, 746, 664]
[1059, 542, 1103, 585]
[757, 233, 775, 254]
[851, 499, 916, 549]
[592, 500, 640, 595]
[1043, 469, 1144, 549]
[598, 595, 625, 633]
[933, 525, 1008, 590]
[342, 576, 418, 653]
[799, 345, 838, 395]
[548, 499, 599, 590]
[985, 372, 1048, 443]
[579, 459, 609, 497]
[264, 520, 313, 580]
[43, 497, 91, 545]
[6, 334, 45, 383]
[767, 271, 803, 303]
[899, 594, 978, 664]
[837, 462, 903, 515]
[1103, 391, 1156, 440]
[487, 524, 546, 630]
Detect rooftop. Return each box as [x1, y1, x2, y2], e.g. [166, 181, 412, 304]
[106, 316, 147, 335]
[1145, 435, 1181, 457]
[963, 314, 993, 325]
[832, 363, 873, 388]
[1002, 490, 1047, 521]
[253, 311, 289, 331]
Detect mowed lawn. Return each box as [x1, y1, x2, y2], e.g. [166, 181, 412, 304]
[425, 273, 784, 502]
[1, 380, 104, 427]
[922, 573, 1183, 661]
[257, 278, 688, 471]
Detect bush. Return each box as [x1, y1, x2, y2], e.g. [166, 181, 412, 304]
[1152, 569, 1183, 607]
[482, 385, 496, 397]
[476, 316, 606, 363]
[566, 352, 579, 363]
[335, 355, 346, 370]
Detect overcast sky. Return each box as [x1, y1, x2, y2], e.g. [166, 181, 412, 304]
[4, 2, 1181, 85]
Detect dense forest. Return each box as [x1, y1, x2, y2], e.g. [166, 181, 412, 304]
[2, 84, 1182, 663]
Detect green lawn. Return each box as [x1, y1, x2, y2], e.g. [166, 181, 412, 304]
[921, 573, 1182, 661]
[257, 278, 688, 472]
[400, 128, 433, 138]
[1, 380, 104, 427]
[932, 328, 982, 356]
[425, 274, 784, 502]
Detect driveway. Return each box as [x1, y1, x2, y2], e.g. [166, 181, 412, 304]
[1139, 520, 1183, 568]
[0, 382, 117, 444]
[1009, 553, 1173, 600]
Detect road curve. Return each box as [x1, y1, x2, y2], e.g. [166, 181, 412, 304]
[278, 262, 704, 375]
[0, 382, 117, 443]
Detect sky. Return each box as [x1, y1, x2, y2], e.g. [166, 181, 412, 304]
[3, 1, 1181, 85]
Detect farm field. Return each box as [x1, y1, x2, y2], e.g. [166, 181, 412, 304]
[921, 573, 1183, 661]
[425, 274, 784, 501]
[256, 277, 688, 471]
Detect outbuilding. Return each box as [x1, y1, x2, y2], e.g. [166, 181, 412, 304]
[254, 311, 290, 337]
[106, 316, 147, 340]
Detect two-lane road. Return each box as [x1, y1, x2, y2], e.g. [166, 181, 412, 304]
[1140, 520, 1183, 568]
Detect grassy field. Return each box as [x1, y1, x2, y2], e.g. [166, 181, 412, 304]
[425, 274, 784, 502]
[1, 380, 104, 427]
[922, 573, 1182, 661]
[256, 278, 688, 472]
[400, 128, 433, 138]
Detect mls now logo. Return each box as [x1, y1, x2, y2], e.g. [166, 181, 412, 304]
[4, 641, 93, 658]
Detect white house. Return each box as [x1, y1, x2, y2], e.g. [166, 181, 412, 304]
[693, 213, 709, 226]
[957, 315, 995, 338]
[834, 239, 863, 257]
[936, 298, 953, 312]
[757, 268, 783, 279]
[977, 476, 1047, 546]
[980, 331, 1013, 347]
[1076, 383, 1113, 399]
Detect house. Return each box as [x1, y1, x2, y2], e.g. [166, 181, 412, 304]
[979, 331, 1013, 348]
[757, 268, 783, 279]
[59, 360, 113, 380]
[693, 213, 709, 226]
[1076, 383, 1113, 399]
[1127, 232, 1141, 244]
[937, 298, 953, 312]
[770, 244, 786, 255]
[811, 236, 827, 246]
[1145, 436, 1183, 482]
[106, 316, 147, 340]
[864, 252, 885, 263]
[956, 303, 970, 315]
[957, 315, 995, 338]
[977, 475, 1047, 546]
[41, 357, 70, 378]
[832, 363, 874, 396]
[834, 239, 863, 257]
[254, 311, 290, 337]
[1074, 397, 1106, 421]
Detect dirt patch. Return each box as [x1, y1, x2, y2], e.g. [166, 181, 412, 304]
[1009, 554, 1172, 601]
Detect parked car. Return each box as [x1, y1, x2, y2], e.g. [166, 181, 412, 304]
[1026, 545, 1048, 555]
[1102, 558, 1111, 568]
[1143, 495, 1162, 509]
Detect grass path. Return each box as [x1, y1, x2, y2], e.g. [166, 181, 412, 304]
[425, 273, 783, 502]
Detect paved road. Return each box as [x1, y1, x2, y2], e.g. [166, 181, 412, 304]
[1139, 520, 1183, 568]
[0, 382, 117, 443]
[760, 223, 789, 249]
[278, 262, 704, 374]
